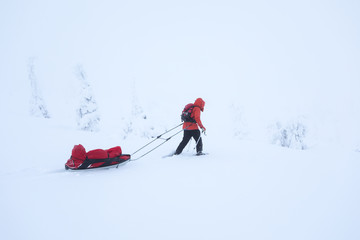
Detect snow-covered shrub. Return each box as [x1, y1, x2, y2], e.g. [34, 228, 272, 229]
[74, 65, 100, 132]
[356, 146, 360, 152]
[28, 57, 50, 118]
[269, 118, 307, 150]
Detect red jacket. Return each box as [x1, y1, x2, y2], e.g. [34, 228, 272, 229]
[183, 98, 205, 130]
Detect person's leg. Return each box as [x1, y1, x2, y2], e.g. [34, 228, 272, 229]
[175, 130, 192, 155]
[192, 130, 203, 153]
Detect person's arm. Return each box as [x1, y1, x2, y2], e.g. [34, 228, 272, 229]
[194, 107, 205, 130]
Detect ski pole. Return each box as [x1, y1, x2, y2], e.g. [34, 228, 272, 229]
[194, 129, 203, 150]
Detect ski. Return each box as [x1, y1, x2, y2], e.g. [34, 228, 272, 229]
[162, 152, 175, 158]
[163, 152, 209, 158]
[195, 152, 209, 156]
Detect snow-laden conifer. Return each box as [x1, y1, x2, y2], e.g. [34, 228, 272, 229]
[28, 57, 50, 118]
[74, 64, 100, 132]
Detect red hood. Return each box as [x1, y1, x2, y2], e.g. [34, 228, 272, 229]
[194, 98, 205, 112]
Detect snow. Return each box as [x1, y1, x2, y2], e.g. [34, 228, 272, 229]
[1, 0, 360, 239]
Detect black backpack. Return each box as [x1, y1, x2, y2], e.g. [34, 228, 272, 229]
[181, 104, 197, 123]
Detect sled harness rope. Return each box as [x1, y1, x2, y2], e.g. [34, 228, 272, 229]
[130, 123, 187, 161]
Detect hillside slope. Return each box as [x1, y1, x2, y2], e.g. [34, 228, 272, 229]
[0, 114, 359, 240]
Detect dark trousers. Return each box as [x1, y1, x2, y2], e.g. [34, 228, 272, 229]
[175, 130, 203, 154]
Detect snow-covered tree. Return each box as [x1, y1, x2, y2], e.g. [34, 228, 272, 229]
[74, 65, 100, 132]
[28, 57, 50, 118]
[122, 81, 152, 139]
[269, 117, 307, 150]
[131, 81, 147, 120]
[229, 104, 248, 139]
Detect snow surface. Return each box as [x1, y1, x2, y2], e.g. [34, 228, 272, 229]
[1, 0, 360, 240]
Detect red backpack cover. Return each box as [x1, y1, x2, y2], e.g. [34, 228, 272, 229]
[65, 145, 130, 170]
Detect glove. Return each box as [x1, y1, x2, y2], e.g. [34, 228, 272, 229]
[201, 127, 206, 134]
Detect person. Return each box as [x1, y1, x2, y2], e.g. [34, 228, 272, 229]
[175, 98, 206, 155]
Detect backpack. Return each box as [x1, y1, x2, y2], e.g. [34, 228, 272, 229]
[181, 103, 197, 123]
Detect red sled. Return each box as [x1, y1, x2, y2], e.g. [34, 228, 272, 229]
[65, 144, 131, 170]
